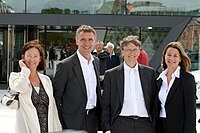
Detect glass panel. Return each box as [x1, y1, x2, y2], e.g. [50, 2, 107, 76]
[1, 0, 199, 16]
[37, 25, 170, 75]
[178, 17, 200, 71]
[104, 26, 170, 60]
[0, 26, 8, 82]
[13, 26, 25, 72]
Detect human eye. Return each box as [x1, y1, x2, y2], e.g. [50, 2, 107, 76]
[174, 55, 179, 58]
[166, 53, 171, 57]
[126, 49, 132, 52]
[27, 54, 31, 57]
[34, 54, 39, 58]
[80, 38, 86, 42]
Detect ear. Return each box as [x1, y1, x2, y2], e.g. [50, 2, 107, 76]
[22, 55, 25, 60]
[136, 49, 140, 56]
[121, 50, 125, 57]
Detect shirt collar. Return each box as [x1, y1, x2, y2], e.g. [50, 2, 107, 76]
[157, 66, 180, 80]
[124, 62, 139, 72]
[77, 50, 94, 64]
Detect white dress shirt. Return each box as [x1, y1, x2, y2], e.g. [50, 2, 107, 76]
[119, 62, 148, 117]
[157, 66, 180, 117]
[77, 51, 97, 109]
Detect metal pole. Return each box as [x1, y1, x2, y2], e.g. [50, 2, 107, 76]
[43, 25, 47, 75]
[25, 0, 27, 13]
[124, 0, 127, 15]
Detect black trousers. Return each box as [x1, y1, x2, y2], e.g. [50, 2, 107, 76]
[81, 108, 98, 133]
[159, 117, 168, 133]
[111, 116, 156, 133]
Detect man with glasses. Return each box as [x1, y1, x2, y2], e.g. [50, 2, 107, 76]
[101, 35, 157, 133]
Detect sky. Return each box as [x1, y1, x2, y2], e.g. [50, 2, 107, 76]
[4, 0, 200, 13]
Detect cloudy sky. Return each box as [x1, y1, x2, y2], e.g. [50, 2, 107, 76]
[4, 0, 200, 13]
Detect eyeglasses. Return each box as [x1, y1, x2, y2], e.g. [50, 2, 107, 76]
[123, 49, 139, 53]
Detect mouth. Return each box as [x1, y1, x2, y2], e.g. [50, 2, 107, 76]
[128, 55, 136, 58]
[167, 61, 176, 64]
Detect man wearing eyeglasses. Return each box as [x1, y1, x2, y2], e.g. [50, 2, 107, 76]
[101, 35, 158, 133]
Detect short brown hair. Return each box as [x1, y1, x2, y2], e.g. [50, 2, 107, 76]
[22, 40, 46, 71]
[75, 25, 96, 39]
[120, 35, 141, 50]
[162, 42, 191, 72]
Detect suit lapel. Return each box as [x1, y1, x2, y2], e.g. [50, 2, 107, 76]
[72, 53, 87, 96]
[157, 78, 163, 93]
[138, 65, 149, 104]
[116, 64, 124, 106]
[166, 77, 180, 103]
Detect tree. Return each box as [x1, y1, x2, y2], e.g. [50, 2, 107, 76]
[41, 7, 63, 14]
[72, 10, 79, 14]
[64, 8, 71, 14]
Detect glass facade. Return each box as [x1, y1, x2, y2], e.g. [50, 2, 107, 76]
[2, 0, 200, 16]
[0, 0, 200, 82]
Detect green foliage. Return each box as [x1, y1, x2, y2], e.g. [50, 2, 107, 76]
[72, 10, 80, 14]
[64, 8, 71, 14]
[41, 7, 63, 14]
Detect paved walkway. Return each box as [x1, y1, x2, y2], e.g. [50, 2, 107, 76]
[0, 90, 16, 133]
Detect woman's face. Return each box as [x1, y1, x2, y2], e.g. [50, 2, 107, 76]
[23, 47, 41, 71]
[107, 46, 113, 54]
[165, 47, 182, 70]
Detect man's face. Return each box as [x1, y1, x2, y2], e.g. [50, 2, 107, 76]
[76, 31, 96, 59]
[121, 43, 140, 64]
[96, 42, 104, 52]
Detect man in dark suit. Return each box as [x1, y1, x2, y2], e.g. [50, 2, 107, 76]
[101, 35, 157, 133]
[53, 25, 101, 133]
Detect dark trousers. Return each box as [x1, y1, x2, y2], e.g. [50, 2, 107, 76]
[81, 109, 98, 133]
[159, 118, 168, 133]
[111, 116, 156, 133]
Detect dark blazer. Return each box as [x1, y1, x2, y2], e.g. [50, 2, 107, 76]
[101, 63, 157, 132]
[157, 69, 196, 133]
[106, 54, 120, 70]
[52, 53, 101, 130]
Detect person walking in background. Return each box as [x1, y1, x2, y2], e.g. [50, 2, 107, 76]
[9, 40, 62, 133]
[131, 36, 149, 66]
[101, 35, 157, 133]
[157, 42, 196, 133]
[92, 41, 109, 76]
[60, 46, 67, 61]
[49, 45, 57, 68]
[92, 41, 109, 89]
[105, 42, 120, 70]
[137, 49, 149, 66]
[52, 25, 102, 133]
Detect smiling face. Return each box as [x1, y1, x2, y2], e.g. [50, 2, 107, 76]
[164, 47, 182, 70]
[121, 43, 140, 67]
[23, 47, 41, 71]
[76, 31, 96, 60]
[96, 41, 104, 53]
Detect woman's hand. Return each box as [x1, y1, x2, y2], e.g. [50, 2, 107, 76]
[19, 59, 27, 68]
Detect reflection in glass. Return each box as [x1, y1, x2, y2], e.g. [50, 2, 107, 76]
[179, 17, 200, 71]
[2, 0, 199, 15]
